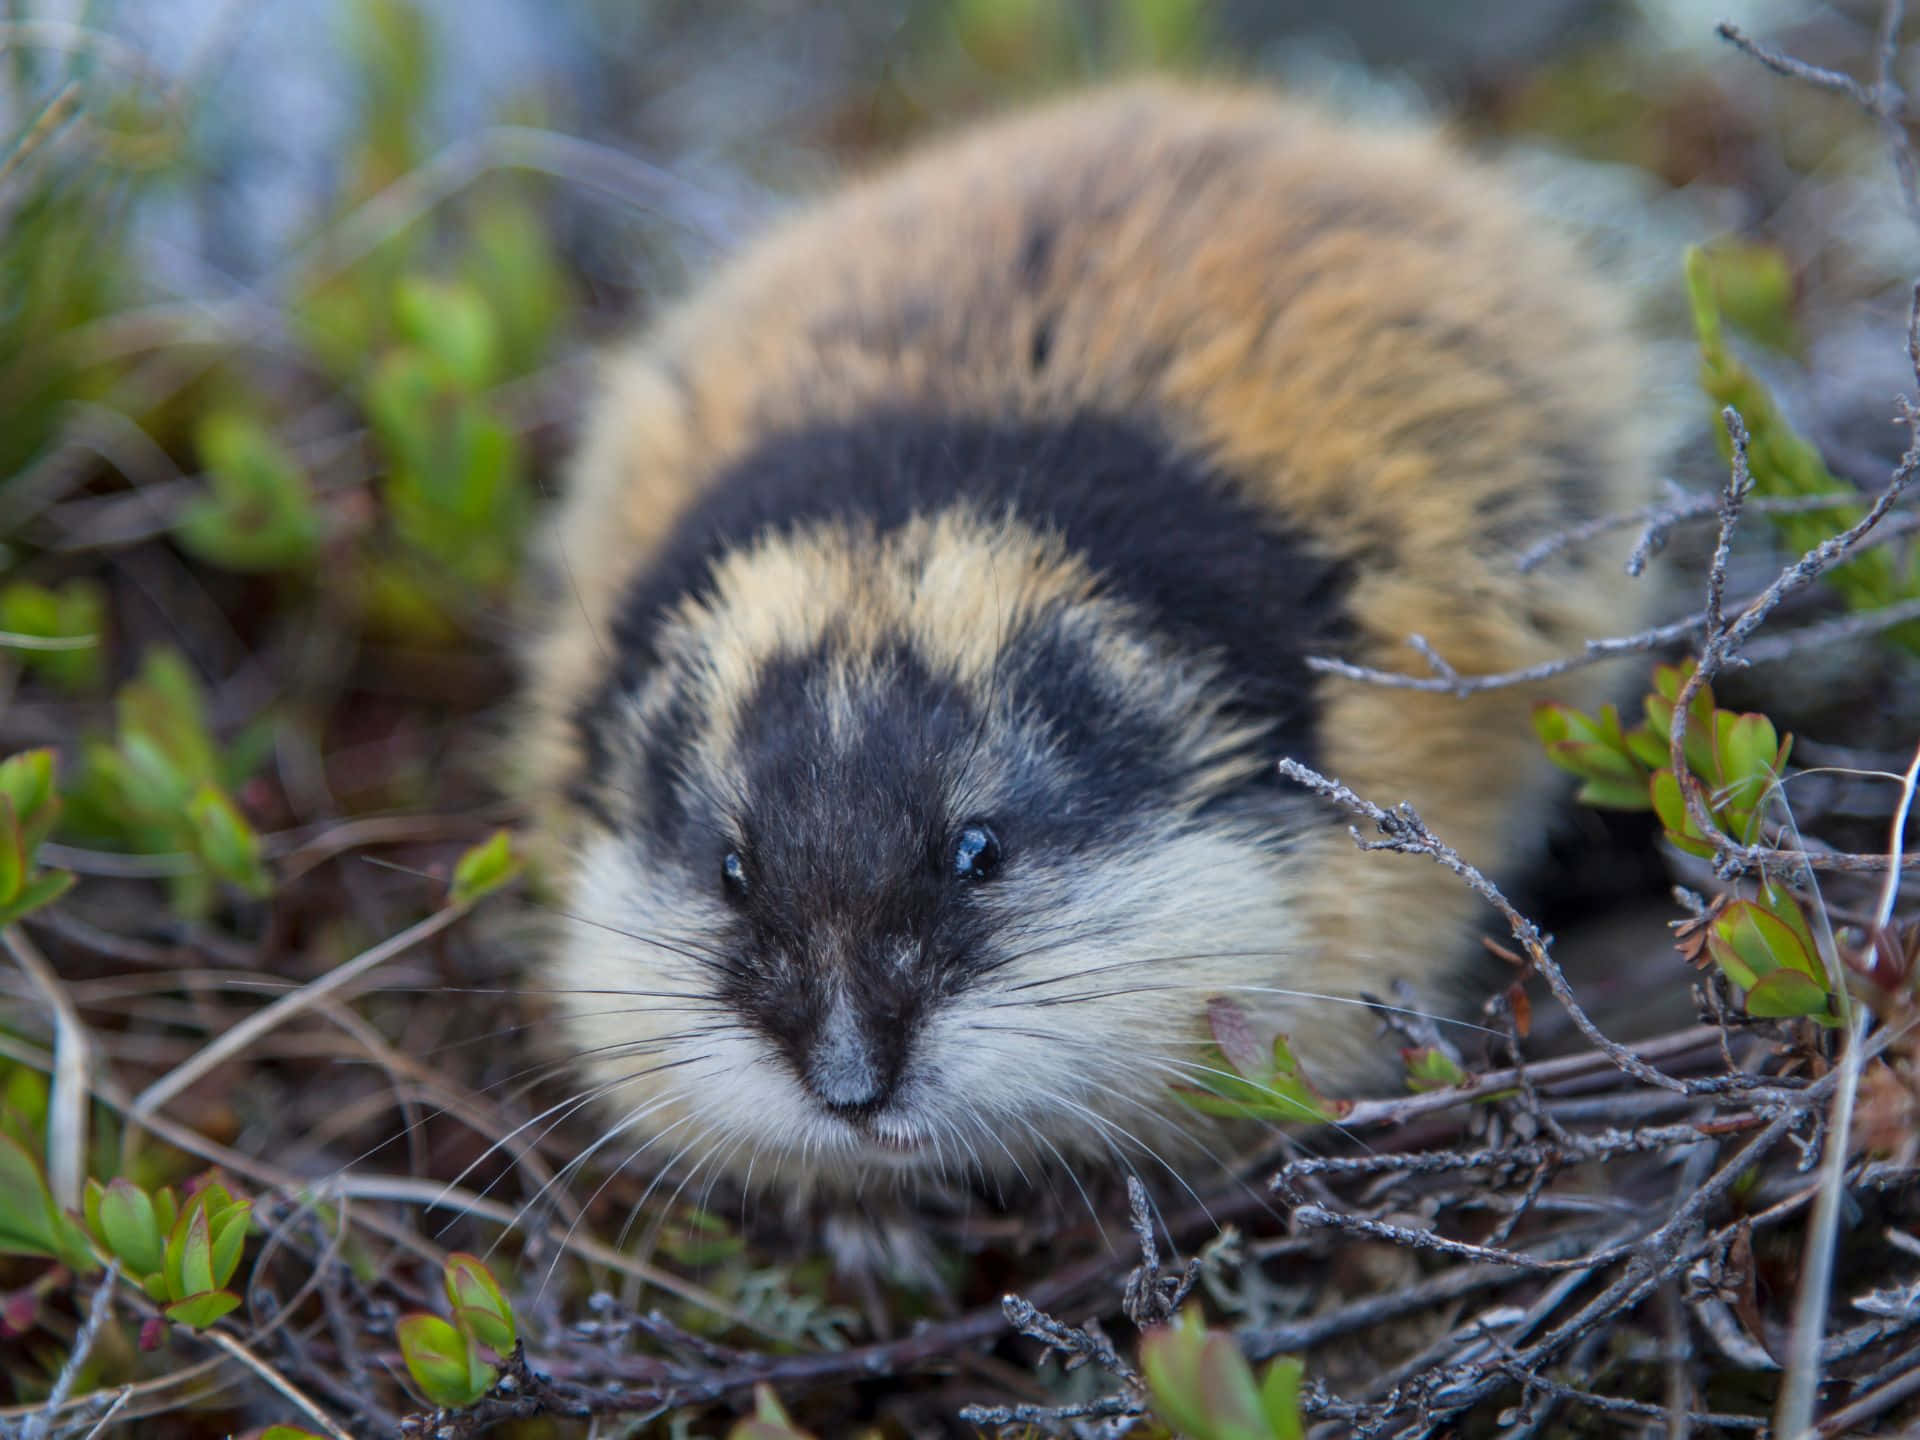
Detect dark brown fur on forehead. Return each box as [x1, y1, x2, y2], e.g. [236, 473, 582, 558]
[604, 411, 1349, 717]
[569, 409, 1351, 845]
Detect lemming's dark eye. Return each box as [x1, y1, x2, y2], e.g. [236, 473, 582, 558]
[721, 851, 749, 900]
[951, 823, 1001, 882]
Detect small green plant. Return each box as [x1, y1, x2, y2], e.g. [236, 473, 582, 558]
[1688, 240, 1803, 356]
[63, 648, 273, 914]
[0, 579, 105, 692]
[82, 1174, 254, 1328]
[0, 748, 76, 928]
[1535, 661, 1791, 853]
[1170, 998, 1351, 1123]
[175, 412, 322, 573]
[1141, 1308, 1304, 1440]
[1690, 883, 1836, 1024]
[448, 828, 521, 907]
[1537, 664, 1838, 1024]
[1402, 1046, 1472, 1093]
[395, 1251, 518, 1408]
[1686, 244, 1920, 652]
[362, 276, 528, 618]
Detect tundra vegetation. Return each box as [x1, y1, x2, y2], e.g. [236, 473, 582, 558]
[2, 1, 1919, 1435]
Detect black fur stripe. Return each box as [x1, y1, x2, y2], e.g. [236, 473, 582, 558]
[604, 410, 1350, 756]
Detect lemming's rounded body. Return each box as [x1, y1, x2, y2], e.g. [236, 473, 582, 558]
[521, 82, 1656, 1193]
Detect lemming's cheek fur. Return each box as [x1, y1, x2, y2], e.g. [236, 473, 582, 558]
[551, 821, 1323, 1188]
[543, 838, 766, 1174]
[918, 828, 1315, 1170]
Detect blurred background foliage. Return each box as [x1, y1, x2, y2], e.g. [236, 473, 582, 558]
[3, 0, 1920, 1434]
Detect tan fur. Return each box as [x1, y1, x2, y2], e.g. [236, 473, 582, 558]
[522, 80, 1658, 1183]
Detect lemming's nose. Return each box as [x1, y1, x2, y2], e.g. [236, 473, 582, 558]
[804, 998, 889, 1115]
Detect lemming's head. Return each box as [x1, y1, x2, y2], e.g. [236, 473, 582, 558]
[549, 416, 1341, 1192]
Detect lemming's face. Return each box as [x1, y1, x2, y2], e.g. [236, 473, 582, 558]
[551, 513, 1312, 1191]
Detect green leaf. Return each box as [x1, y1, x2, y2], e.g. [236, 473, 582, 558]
[0, 579, 105, 691]
[1684, 247, 1724, 356]
[366, 348, 442, 478]
[122, 651, 220, 785]
[209, 1200, 252, 1289]
[152, 1185, 179, 1237]
[1142, 1308, 1272, 1440]
[1697, 241, 1801, 354]
[1745, 966, 1839, 1023]
[0, 867, 76, 928]
[448, 830, 520, 908]
[444, 1252, 516, 1355]
[185, 784, 272, 898]
[1172, 1033, 1351, 1124]
[1650, 770, 1718, 858]
[81, 648, 237, 883]
[1758, 882, 1820, 962]
[1258, 1355, 1306, 1440]
[394, 278, 499, 390]
[1708, 901, 1821, 991]
[163, 1288, 242, 1329]
[1535, 700, 1652, 799]
[0, 749, 59, 851]
[173, 1200, 215, 1298]
[0, 802, 23, 906]
[1644, 665, 1720, 778]
[178, 411, 321, 572]
[460, 193, 566, 376]
[118, 731, 192, 817]
[1403, 1047, 1470, 1093]
[397, 1311, 494, 1407]
[1547, 739, 1646, 786]
[1623, 724, 1669, 771]
[1715, 712, 1779, 792]
[262, 1427, 331, 1440]
[94, 1177, 165, 1277]
[1709, 712, 1783, 839]
[195, 1181, 234, 1218]
[1573, 775, 1659, 810]
[1531, 703, 1574, 747]
[0, 1134, 95, 1270]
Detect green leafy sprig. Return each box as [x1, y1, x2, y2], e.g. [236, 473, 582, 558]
[395, 1251, 518, 1408]
[1141, 1309, 1304, 1440]
[1170, 998, 1351, 1124]
[0, 749, 75, 927]
[82, 1175, 253, 1328]
[1537, 664, 1838, 1024]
